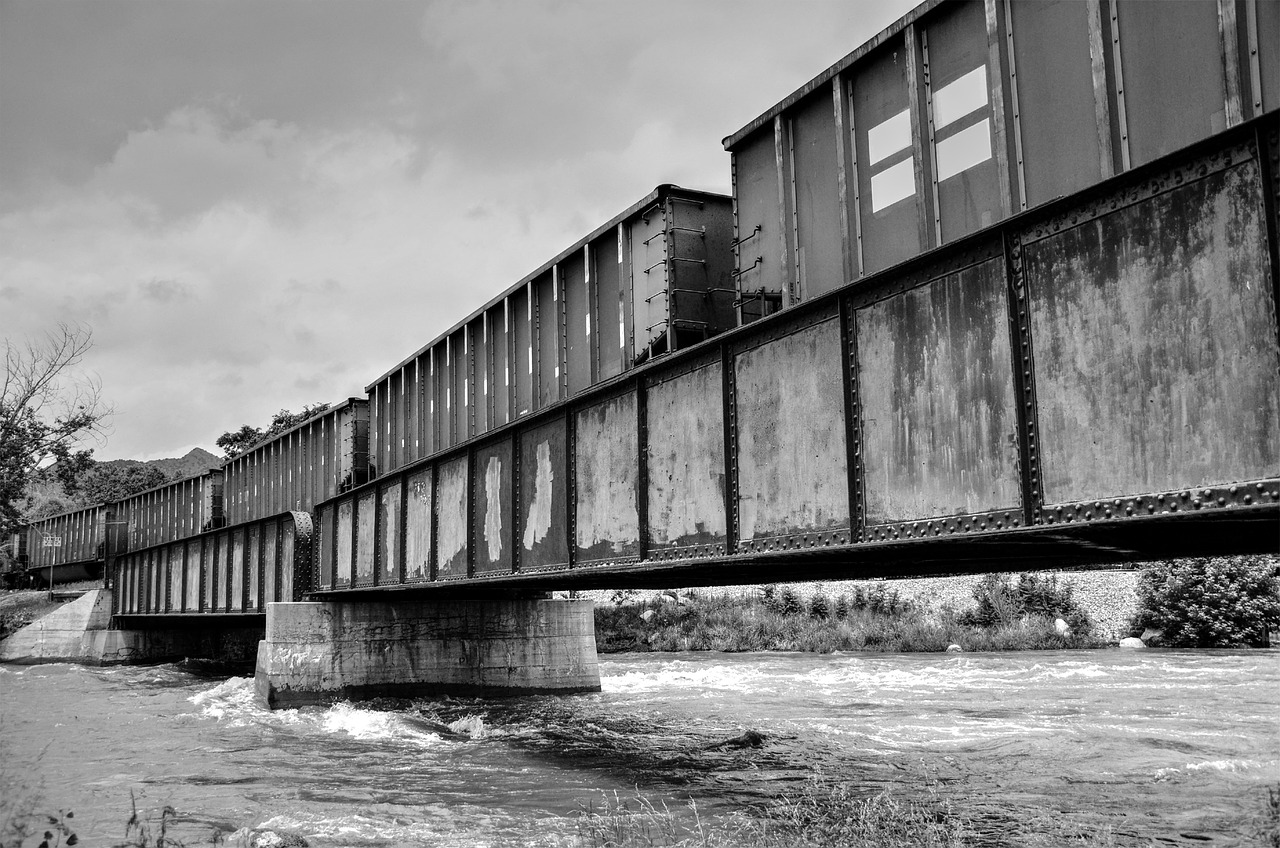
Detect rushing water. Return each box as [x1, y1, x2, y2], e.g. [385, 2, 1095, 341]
[1, 650, 1276, 847]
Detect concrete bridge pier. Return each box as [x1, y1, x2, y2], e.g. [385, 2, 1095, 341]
[254, 595, 600, 709]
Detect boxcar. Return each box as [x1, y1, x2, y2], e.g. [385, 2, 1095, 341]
[24, 504, 115, 585]
[726, 0, 1279, 312]
[221, 398, 371, 526]
[364, 185, 735, 476]
[116, 469, 225, 551]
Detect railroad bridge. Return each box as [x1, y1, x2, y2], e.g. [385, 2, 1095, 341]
[7, 0, 1279, 708]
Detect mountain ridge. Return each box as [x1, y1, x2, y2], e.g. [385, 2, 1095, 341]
[97, 447, 222, 480]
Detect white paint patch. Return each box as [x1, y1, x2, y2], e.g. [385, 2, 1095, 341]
[484, 455, 503, 563]
[435, 463, 468, 573]
[523, 440, 554, 550]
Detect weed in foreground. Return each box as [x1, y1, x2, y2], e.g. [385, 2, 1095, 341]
[575, 778, 970, 848]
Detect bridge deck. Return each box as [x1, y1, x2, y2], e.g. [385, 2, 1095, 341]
[108, 118, 1280, 617]
[306, 119, 1279, 597]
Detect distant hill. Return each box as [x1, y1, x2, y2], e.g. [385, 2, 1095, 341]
[98, 447, 222, 480]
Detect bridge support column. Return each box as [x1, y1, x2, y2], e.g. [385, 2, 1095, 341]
[254, 596, 600, 709]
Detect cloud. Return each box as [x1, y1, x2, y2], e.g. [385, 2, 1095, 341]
[1, 0, 919, 461]
[138, 279, 190, 303]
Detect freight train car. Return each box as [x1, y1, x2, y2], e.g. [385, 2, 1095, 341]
[117, 470, 225, 550]
[220, 398, 371, 526]
[19, 471, 224, 586]
[24, 504, 116, 586]
[726, 0, 1279, 312]
[305, 0, 1277, 595]
[363, 185, 735, 477]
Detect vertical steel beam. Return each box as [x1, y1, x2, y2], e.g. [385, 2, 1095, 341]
[1107, 0, 1132, 171]
[833, 76, 861, 281]
[985, 0, 1015, 217]
[467, 322, 477, 439]
[721, 342, 739, 554]
[1218, 0, 1244, 127]
[839, 295, 864, 540]
[773, 115, 793, 306]
[1245, 0, 1263, 117]
[428, 464, 440, 581]
[905, 24, 936, 249]
[636, 379, 649, 562]
[586, 243, 599, 386]
[1002, 0, 1028, 212]
[512, 424, 523, 573]
[730, 151, 745, 326]
[466, 446, 476, 579]
[1003, 230, 1043, 528]
[566, 408, 578, 568]
[530, 280, 541, 411]
[785, 115, 802, 302]
[557, 263, 569, 397]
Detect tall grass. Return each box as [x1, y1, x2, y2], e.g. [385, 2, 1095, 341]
[595, 584, 1102, 654]
[575, 778, 969, 848]
[576, 777, 1280, 848]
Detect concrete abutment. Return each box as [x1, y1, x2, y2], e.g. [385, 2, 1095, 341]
[253, 597, 601, 709]
[0, 589, 261, 665]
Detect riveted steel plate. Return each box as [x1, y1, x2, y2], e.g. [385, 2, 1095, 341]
[404, 466, 433, 583]
[474, 438, 514, 575]
[1025, 158, 1280, 505]
[519, 418, 569, 572]
[856, 257, 1022, 525]
[734, 317, 851, 552]
[646, 361, 728, 560]
[435, 455, 470, 580]
[576, 391, 641, 565]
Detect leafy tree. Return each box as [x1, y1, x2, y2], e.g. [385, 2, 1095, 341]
[79, 464, 172, 504]
[216, 403, 330, 459]
[0, 324, 111, 537]
[1130, 557, 1280, 647]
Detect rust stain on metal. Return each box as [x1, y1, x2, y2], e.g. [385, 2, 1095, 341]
[856, 259, 1022, 522]
[335, 500, 352, 588]
[379, 484, 401, 584]
[355, 493, 375, 584]
[647, 364, 727, 549]
[404, 468, 432, 581]
[735, 319, 849, 540]
[1027, 161, 1280, 504]
[576, 392, 640, 560]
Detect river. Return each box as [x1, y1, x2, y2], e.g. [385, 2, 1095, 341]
[1, 649, 1276, 846]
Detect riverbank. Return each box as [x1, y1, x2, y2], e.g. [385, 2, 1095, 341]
[587, 569, 1138, 654]
[594, 582, 1103, 654]
[0, 590, 65, 640]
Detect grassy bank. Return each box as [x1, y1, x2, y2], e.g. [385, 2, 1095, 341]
[596, 577, 1104, 654]
[575, 777, 1280, 847]
[0, 591, 64, 641]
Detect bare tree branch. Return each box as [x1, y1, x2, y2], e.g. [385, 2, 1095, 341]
[1, 322, 114, 533]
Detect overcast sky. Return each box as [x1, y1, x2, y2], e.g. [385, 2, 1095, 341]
[1, 0, 914, 462]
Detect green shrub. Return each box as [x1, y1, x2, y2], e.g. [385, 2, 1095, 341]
[1129, 556, 1280, 647]
[960, 573, 1091, 635]
[778, 588, 802, 616]
[833, 595, 850, 621]
[809, 593, 830, 620]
